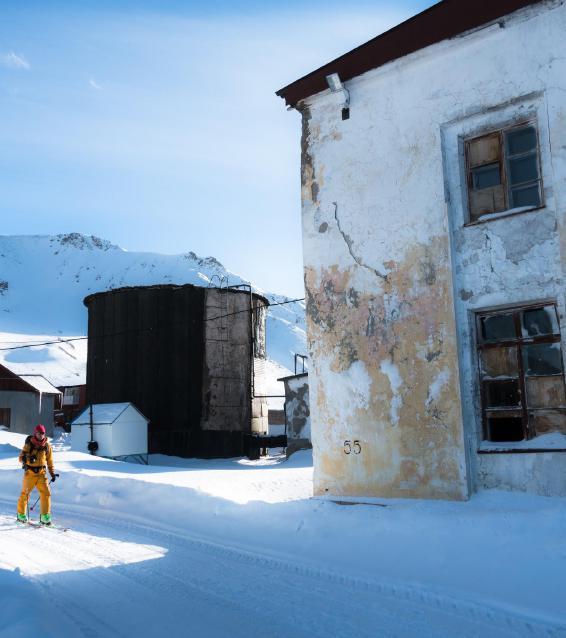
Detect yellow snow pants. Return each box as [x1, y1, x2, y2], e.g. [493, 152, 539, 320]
[17, 470, 51, 515]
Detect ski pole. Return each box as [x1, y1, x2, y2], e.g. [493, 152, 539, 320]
[24, 482, 32, 521]
[30, 474, 59, 512]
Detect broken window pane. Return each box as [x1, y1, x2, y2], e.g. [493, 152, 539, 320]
[510, 184, 540, 208]
[480, 347, 518, 378]
[530, 411, 566, 436]
[478, 303, 564, 444]
[506, 126, 537, 155]
[526, 376, 566, 408]
[472, 163, 501, 189]
[508, 154, 538, 185]
[467, 124, 542, 220]
[522, 306, 558, 337]
[523, 343, 563, 376]
[469, 185, 506, 220]
[467, 132, 501, 167]
[487, 415, 524, 441]
[481, 314, 516, 342]
[484, 380, 521, 408]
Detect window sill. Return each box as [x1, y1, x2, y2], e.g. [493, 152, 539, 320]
[478, 447, 566, 454]
[464, 204, 545, 227]
[479, 433, 566, 454]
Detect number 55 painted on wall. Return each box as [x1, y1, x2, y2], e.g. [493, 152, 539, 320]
[343, 440, 361, 454]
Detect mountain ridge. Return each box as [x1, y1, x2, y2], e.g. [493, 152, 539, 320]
[0, 233, 306, 382]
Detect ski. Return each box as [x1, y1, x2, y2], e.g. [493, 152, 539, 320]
[23, 520, 70, 532]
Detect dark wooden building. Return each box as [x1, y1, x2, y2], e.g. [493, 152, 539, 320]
[55, 384, 87, 429]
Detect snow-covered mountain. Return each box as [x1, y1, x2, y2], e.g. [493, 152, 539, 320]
[0, 234, 306, 385]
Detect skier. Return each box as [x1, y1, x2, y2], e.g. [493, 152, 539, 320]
[16, 424, 57, 526]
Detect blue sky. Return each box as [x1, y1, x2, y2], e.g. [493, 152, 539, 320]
[0, 0, 434, 298]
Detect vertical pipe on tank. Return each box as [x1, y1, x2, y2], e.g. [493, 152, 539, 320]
[89, 403, 94, 454]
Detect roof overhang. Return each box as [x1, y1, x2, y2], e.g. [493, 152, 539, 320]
[276, 0, 543, 107]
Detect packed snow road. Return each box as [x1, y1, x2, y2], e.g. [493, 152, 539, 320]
[0, 502, 563, 638]
[2, 431, 566, 637]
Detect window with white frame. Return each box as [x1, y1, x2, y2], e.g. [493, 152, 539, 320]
[63, 386, 81, 405]
[465, 122, 542, 223]
[477, 303, 566, 442]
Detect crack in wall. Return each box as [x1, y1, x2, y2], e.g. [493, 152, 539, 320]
[483, 231, 506, 288]
[333, 202, 388, 281]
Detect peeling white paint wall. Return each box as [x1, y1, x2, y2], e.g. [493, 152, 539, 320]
[379, 360, 402, 426]
[299, 0, 566, 499]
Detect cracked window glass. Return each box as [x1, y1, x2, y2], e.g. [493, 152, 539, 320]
[522, 306, 558, 337]
[477, 303, 566, 442]
[466, 122, 542, 222]
[523, 343, 563, 376]
[481, 313, 516, 342]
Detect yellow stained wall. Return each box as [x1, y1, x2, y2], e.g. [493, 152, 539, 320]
[299, 103, 469, 501]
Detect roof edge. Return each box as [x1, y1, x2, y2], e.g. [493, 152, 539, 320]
[277, 372, 309, 382]
[83, 284, 269, 308]
[276, 0, 544, 107]
[0, 363, 58, 395]
[71, 402, 149, 425]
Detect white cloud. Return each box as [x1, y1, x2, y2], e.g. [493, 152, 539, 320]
[89, 78, 102, 90]
[0, 51, 30, 70]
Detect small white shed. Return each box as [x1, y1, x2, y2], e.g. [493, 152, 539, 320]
[71, 403, 148, 461]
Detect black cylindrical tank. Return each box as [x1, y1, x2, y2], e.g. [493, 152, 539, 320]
[84, 284, 268, 457]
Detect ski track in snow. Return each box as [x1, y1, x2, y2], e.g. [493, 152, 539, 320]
[1, 501, 564, 638]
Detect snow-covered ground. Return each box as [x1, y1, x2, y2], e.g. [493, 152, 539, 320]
[1, 429, 566, 637]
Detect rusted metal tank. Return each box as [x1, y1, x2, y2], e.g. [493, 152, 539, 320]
[84, 284, 268, 457]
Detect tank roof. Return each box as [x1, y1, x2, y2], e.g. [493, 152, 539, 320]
[83, 283, 269, 307]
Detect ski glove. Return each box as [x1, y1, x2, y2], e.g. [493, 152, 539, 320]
[50, 473, 59, 482]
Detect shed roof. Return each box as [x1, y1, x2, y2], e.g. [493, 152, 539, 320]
[72, 402, 148, 426]
[18, 375, 61, 396]
[276, 0, 543, 107]
[0, 363, 61, 395]
[277, 372, 308, 383]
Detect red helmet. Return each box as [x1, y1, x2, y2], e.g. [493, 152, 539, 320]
[34, 424, 46, 434]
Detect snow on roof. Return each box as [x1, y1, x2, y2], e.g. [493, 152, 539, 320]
[71, 402, 146, 425]
[18, 375, 61, 395]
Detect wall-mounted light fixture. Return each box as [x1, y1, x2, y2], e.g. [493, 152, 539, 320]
[325, 73, 350, 120]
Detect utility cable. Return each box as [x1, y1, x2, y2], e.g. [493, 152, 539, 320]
[0, 296, 306, 352]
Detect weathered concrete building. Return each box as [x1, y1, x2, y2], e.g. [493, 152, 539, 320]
[84, 284, 269, 458]
[277, 0, 566, 498]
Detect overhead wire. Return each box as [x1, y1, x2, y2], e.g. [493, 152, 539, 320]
[0, 296, 306, 352]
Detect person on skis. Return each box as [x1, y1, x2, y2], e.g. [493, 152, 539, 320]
[17, 424, 57, 526]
